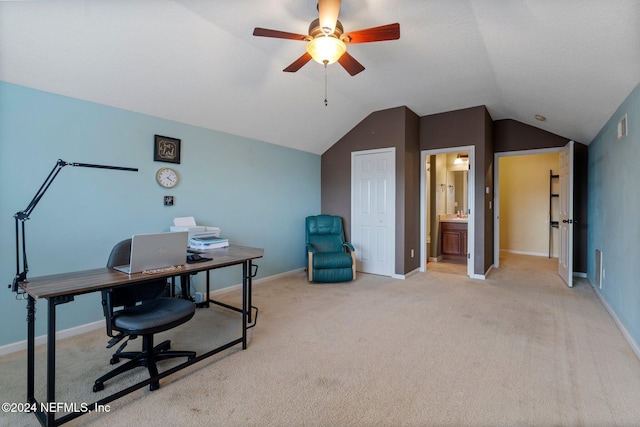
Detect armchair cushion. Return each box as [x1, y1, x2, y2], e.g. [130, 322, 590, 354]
[312, 268, 354, 283]
[308, 235, 343, 253]
[311, 252, 353, 269]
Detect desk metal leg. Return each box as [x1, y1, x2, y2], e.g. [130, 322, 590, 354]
[206, 270, 210, 308]
[27, 296, 36, 403]
[242, 261, 248, 350]
[47, 298, 56, 426]
[247, 261, 254, 324]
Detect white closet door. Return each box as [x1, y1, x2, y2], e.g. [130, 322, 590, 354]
[352, 148, 395, 276]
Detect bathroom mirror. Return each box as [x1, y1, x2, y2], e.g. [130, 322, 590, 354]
[446, 170, 468, 214]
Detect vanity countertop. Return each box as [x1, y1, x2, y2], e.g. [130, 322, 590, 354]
[439, 214, 468, 223]
[439, 218, 468, 223]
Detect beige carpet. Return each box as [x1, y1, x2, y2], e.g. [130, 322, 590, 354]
[2, 254, 640, 427]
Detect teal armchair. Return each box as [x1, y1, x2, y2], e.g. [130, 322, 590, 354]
[305, 215, 356, 283]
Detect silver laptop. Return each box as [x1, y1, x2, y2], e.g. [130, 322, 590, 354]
[113, 231, 188, 274]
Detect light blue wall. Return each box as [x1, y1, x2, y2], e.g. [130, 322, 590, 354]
[0, 82, 320, 347]
[588, 82, 640, 347]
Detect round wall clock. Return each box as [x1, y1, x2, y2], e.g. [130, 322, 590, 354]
[156, 167, 178, 188]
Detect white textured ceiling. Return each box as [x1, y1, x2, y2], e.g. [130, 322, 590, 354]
[1, 1, 639, 155]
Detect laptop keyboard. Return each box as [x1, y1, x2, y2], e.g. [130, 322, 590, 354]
[142, 265, 185, 275]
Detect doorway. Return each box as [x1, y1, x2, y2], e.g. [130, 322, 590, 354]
[494, 148, 561, 269]
[420, 146, 475, 277]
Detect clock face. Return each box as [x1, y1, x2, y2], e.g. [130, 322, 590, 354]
[156, 167, 178, 188]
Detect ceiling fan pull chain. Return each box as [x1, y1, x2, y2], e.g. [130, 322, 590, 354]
[324, 60, 328, 106]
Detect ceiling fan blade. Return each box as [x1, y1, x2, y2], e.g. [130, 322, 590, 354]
[318, 0, 341, 35]
[343, 23, 400, 44]
[337, 52, 365, 76]
[283, 52, 313, 73]
[253, 27, 309, 41]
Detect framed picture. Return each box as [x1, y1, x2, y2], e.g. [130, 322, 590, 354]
[154, 135, 181, 164]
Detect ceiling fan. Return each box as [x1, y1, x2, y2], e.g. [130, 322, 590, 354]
[253, 0, 400, 76]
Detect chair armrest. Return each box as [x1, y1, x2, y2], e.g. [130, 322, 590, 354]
[344, 242, 356, 281]
[306, 244, 315, 282]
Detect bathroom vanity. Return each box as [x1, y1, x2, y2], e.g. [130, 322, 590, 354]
[440, 218, 468, 261]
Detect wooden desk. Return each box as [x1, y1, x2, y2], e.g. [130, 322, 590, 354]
[20, 245, 263, 426]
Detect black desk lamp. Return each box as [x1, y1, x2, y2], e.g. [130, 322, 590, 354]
[10, 159, 138, 295]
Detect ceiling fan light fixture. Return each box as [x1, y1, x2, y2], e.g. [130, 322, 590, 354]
[306, 35, 346, 65]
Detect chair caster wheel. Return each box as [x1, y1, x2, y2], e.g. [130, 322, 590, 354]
[93, 382, 104, 392]
[110, 356, 119, 365]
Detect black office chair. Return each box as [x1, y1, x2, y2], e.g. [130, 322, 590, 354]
[93, 239, 196, 392]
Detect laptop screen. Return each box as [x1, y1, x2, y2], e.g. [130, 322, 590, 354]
[114, 231, 188, 274]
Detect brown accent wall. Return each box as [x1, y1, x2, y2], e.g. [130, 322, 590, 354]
[322, 106, 586, 278]
[483, 109, 495, 273]
[494, 119, 570, 152]
[403, 109, 421, 273]
[321, 106, 420, 275]
[420, 106, 493, 275]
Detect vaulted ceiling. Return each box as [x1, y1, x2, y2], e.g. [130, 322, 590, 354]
[1, 1, 639, 155]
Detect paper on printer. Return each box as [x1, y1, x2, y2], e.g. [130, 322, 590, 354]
[170, 216, 220, 239]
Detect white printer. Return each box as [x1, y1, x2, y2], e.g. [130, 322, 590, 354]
[170, 216, 220, 239]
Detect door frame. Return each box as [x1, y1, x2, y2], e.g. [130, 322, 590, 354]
[420, 146, 475, 277]
[493, 147, 563, 268]
[351, 147, 396, 277]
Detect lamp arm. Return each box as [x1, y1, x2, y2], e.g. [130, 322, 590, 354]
[17, 159, 66, 221]
[10, 159, 138, 294]
[69, 161, 138, 171]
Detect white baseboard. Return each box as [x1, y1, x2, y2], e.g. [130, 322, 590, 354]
[470, 273, 487, 280]
[468, 264, 493, 280]
[0, 320, 105, 357]
[392, 267, 421, 280]
[501, 249, 550, 257]
[0, 268, 305, 357]
[588, 279, 640, 362]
